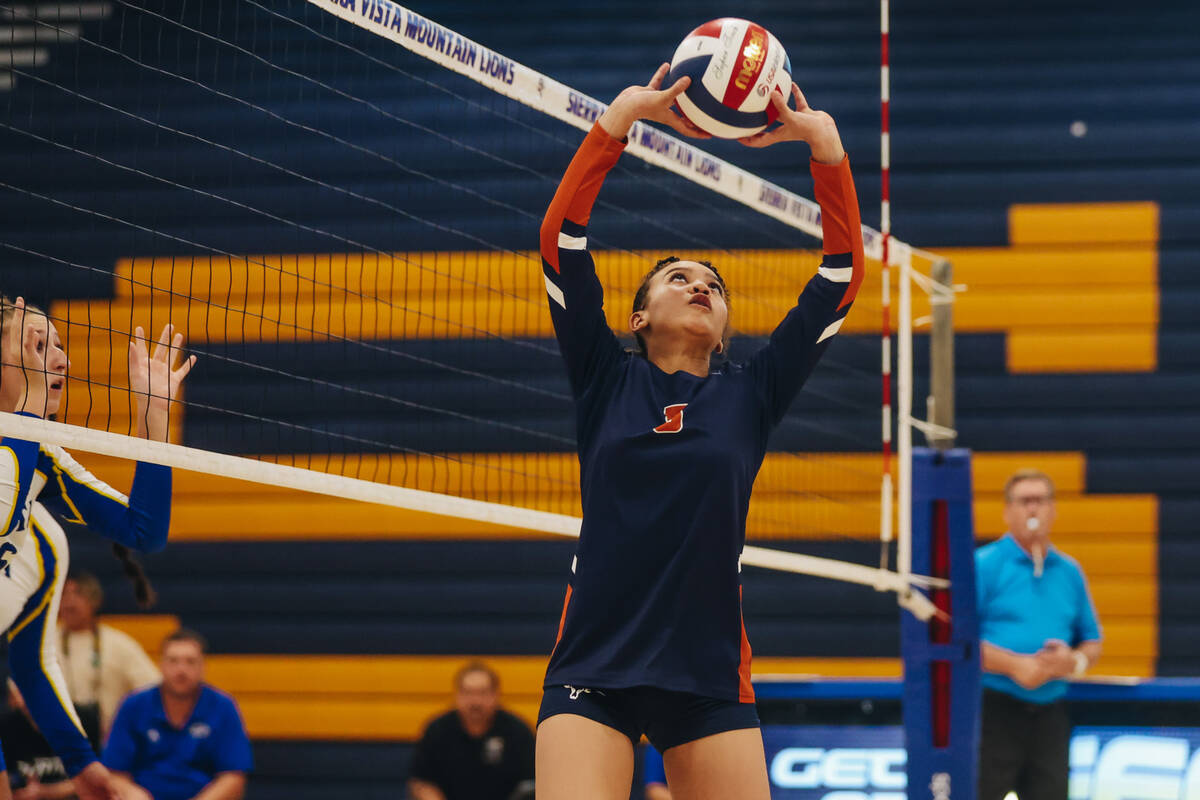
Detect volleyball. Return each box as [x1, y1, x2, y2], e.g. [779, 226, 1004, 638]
[667, 18, 792, 139]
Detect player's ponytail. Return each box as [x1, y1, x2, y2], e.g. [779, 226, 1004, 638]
[111, 543, 158, 609]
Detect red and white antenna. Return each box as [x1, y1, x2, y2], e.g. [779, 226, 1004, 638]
[879, 0, 894, 572]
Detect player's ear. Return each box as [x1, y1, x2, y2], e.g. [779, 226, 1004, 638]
[714, 340, 724, 355]
[629, 311, 647, 334]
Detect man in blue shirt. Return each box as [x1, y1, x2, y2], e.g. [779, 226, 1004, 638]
[102, 629, 251, 800]
[975, 469, 1103, 800]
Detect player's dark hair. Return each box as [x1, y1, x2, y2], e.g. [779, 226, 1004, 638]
[111, 544, 158, 609]
[455, 660, 500, 692]
[163, 627, 208, 654]
[631, 256, 730, 358]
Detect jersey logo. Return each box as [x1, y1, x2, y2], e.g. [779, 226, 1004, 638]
[564, 685, 605, 700]
[653, 403, 688, 434]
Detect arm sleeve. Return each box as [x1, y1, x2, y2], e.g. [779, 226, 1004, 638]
[100, 697, 139, 772]
[214, 698, 253, 772]
[8, 514, 97, 776]
[37, 445, 171, 553]
[539, 122, 628, 398]
[0, 412, 47, 537]
[746, 156, 866, 425]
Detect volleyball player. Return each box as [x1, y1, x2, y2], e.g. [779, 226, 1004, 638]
[0, 296, 194, 800]
[533, 65, 864, 800]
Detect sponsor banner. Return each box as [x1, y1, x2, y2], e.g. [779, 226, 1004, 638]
[306, 0, 900, 262]
[763, 725, 1200, 800]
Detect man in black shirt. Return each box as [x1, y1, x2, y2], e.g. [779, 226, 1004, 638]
[408, 662, 534, 800]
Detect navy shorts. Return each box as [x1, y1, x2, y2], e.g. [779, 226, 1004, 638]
[538, 684, 760, 752]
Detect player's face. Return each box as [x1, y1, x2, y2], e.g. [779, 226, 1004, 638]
[58, 579, 98, 631]
[632, 262, 728, 355]
[455, 670, 498, 730]
[160, 640, 205, 698]
[0, 311, 68, 417]
[1003, 478, 1056, 545]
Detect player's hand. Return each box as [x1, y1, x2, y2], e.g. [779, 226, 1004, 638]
[13, 774, 42, 800]
[738, 83, 846, 164]
[128, 323, 196, 442]
[599, 63, 711, 140]
[71, 762, 125, 800]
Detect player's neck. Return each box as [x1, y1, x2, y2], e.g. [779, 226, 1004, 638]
[646, 342, 712, 378]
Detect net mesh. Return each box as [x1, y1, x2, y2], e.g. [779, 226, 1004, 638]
[1, 0, 893, 548]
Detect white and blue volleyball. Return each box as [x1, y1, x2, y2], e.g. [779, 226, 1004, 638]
[667, 18, 792, 139]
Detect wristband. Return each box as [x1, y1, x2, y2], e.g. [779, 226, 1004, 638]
[1072, 650, 1089, 677]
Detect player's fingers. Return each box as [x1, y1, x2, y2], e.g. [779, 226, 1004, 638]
[768, 88, 791, 115]
[663, 112, 711, 139]
[174, 354, 198, 383]
[738, 130, 779, 148]
[647, 62, 670, 90]
[791, 82, 809, 111]
[151, 323, 173, 361]
[663, 75, 690, 100]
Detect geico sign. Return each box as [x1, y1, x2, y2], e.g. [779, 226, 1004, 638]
[770, 747, 906, 790]
[1072, 734, 1200, 800]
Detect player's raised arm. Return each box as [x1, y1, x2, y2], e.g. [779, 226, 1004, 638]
[540, 65, 704, 396]
[742, 85, 865, 423]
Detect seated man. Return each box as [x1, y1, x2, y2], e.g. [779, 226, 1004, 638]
[408, 661, 534, 800]
[102, 629, 252, 800]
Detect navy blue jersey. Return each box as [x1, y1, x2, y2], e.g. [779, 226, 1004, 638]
[539, 124, 865, 702]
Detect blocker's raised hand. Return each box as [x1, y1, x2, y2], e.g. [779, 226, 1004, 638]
[128, 323, 196, 441]
[738, 82, 846, 164]
[598, 62, 711, 141]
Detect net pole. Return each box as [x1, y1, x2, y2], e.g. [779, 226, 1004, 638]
[929, 258, 957, 450]
[878, 0, 894, 574]
[898, 250, 914, 583]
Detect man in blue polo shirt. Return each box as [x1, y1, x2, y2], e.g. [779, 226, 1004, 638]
[975, 469, 1103, 800]
[102, 628, 251, 800]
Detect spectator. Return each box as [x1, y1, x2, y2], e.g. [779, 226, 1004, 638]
[1, 682, 74, 799]
[976, 469, 1103, 800]
[101, 629, 251, 800]
[642, 744, 670, 800]
[57, 571, 160, 748]
[408, 661, 534, 800]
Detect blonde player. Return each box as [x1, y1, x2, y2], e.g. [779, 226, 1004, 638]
[0, 296, 194, 800]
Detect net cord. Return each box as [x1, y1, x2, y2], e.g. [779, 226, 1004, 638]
[305, 0, 912, 266]
[0, 413, 945, 613]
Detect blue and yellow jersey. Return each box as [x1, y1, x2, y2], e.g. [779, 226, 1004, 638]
[0, 415, 171, 775]
[539, 123, 864, 702]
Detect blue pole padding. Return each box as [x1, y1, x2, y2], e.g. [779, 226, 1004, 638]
[902, 447, 980, 800]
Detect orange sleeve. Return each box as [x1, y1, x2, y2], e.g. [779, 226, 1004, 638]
[811, 155, 865, 310]
[539, 123, 626, 272]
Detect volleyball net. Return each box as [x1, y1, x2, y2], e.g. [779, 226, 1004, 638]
[0, 0, 950, 610]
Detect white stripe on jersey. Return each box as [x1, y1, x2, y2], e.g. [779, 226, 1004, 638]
[544, 274, 567, 309]
[818, 266, 854, 283]
[816, 317, 845, 343]
[557, 233, 587, 250]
